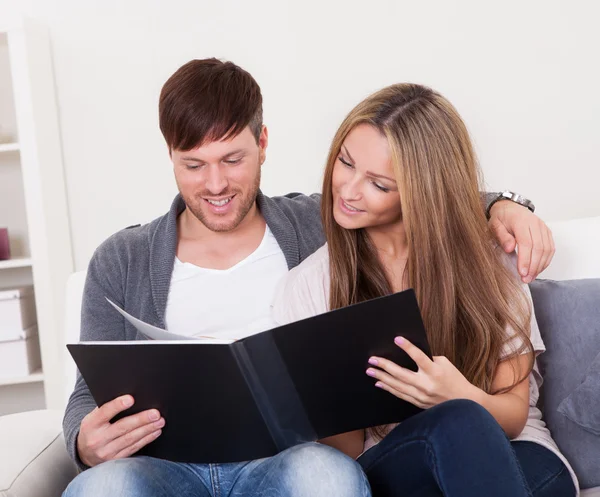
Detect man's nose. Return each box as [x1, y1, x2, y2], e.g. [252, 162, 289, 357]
[205, 165, 228, 194]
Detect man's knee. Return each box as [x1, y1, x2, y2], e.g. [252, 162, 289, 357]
[279, 443, 370, 497]
[62, 458, 153, 497]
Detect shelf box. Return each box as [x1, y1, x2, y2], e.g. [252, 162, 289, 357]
[0, 258, 33, 269]
[0, 286, 37, 341]
[0, 143, 19, 153]
[0, 369, 43, 387]
[0, 326, 41, 379]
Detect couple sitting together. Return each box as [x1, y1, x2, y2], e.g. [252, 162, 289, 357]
[62, 58, 577, 497]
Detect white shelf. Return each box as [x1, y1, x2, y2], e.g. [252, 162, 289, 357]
[0, 143, 19, 153]
[0, 18, 74, 414]
[0, 369, 44, 387]
[0, 258, 32, 269]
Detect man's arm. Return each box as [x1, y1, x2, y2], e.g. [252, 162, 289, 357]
[62, 238, 126, 469]
[62, 237, 164, 469]
[482, 191, 555, 283]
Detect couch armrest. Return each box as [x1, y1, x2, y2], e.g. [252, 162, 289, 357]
[0, 410, 78, 497]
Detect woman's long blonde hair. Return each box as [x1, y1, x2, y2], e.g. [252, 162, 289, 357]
[322, 84, 533, 400]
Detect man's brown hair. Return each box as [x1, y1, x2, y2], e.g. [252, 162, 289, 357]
[159, 58, 263, 151]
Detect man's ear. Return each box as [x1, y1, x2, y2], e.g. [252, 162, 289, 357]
[259, 125, 268, 165]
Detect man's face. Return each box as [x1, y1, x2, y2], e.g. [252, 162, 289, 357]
[172, 126, 268, 232]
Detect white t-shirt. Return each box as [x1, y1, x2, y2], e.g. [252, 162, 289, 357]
[271, 243, 579, 494]
[165, 225, 288, 341]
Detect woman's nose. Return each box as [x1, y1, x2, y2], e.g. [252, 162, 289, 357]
[341, 175, 362, 201]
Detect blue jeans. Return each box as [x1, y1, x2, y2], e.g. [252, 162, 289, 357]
[358, 399, 576, 497]
[62, 442, 371, 497]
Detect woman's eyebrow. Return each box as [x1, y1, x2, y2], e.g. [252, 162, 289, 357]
[343, 144, 395, 183]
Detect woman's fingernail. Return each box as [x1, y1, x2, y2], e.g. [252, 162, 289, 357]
[521, 267, 528, 276]
[375, 382, 384, 388]
[366, 368, 376, 377]
[368, 357, 379, 366]
[395, 336, 405, 345]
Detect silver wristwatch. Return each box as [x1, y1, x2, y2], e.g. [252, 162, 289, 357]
[486, 191, 535, 219]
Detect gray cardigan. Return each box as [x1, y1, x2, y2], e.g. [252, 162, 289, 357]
[63, 190, 498, 469]
[62, 191, 325, 469]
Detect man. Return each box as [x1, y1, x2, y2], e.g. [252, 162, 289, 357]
[63, 58, 555, 497]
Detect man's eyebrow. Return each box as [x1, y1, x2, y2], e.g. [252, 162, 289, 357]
[221, 149, 246, 159]
[342, 144, 396, 183]
[180, 149, 246, 162]
[180, 156, 204, 162]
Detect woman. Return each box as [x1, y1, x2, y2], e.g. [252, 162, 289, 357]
[272, 84, 577, 496]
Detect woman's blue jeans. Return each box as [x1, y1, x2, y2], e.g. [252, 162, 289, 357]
[358, 399, 576, 497]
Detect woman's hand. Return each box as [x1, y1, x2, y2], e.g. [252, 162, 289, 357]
[366, 337, 479, 409]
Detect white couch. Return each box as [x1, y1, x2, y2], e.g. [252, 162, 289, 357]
[1, 216, 599, 497]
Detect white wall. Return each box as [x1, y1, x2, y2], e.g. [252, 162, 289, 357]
[2, 0, 599, 270]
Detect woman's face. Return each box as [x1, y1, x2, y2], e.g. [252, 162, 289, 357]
[332, 124, 402, 231]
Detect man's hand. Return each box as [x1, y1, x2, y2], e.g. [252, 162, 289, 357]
[488, 200, 555, 283]
[77, 395, 165, 467]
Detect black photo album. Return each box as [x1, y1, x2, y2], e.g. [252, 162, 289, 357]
[68, 289, 431, 463]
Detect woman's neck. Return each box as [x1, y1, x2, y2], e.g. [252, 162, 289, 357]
[366, 223, 409, 293]
[366, 223, 409, 260]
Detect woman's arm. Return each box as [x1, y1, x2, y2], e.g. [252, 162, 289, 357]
[469, 353, 531, 439]
[366, 338, 532, 440]
[319, 430, 365, 459]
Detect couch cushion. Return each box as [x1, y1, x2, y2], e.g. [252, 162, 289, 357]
[581, 488, 600, 497]
[559, 351, 600, 436]
[530, 278, 600, 489]
[0, 410, 78, 497]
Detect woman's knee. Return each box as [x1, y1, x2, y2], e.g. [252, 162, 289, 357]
[433, 399, 498, 428]
[278, 442, 370, 497]
[427, 399, 506, 443]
